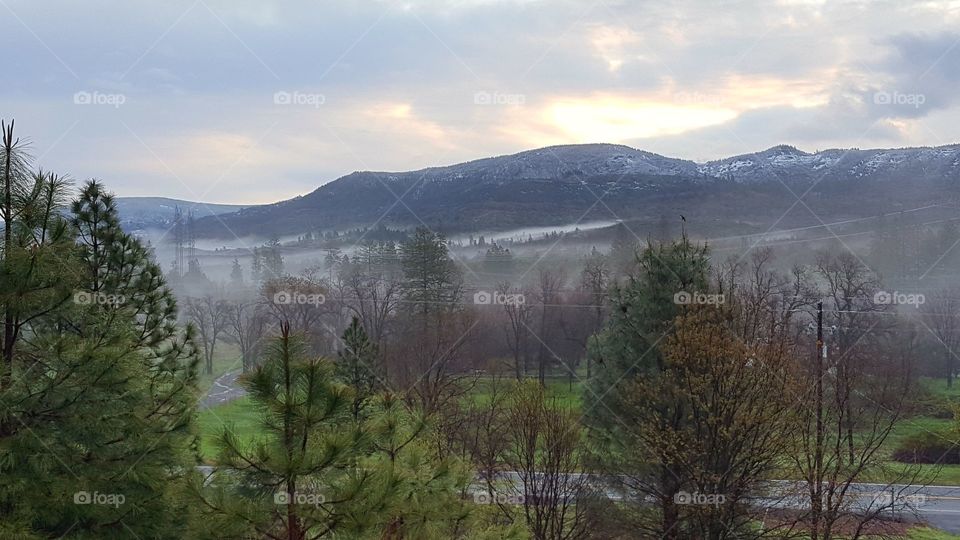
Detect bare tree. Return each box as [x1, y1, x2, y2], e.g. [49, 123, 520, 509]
[260, 275, 330, 353]
[335, 262, 402, 348]
[787, 247, 920, 540]
[534, 269, 566, 385]
[503, 381, 594, 540]
[390, 310, 478, 417]
[184, 295, 230, 374]
[227, 300, 270, 372]
[921, 288, 960, 386]
[579, 250, 609, 379]
[497, 281, 533, 380]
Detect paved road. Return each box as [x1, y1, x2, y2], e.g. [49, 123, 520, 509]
[200, 370, 246, 409]
[754, 481, 960, 533]
[195, 463, 960, 534]
[485, 474, 960, 534]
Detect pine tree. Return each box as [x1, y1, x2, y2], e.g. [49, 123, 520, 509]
[336, 316, 382, 421]
[193, 323, 489, 539]
[229, 257, 244, 289]
[581, 232, 710, 536]
[0, 176, 199, 538]
[584, 232, 710, 431]
[400, 227, 462, 315]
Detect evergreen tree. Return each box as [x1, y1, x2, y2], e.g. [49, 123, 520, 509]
[229, 257, 244, 289]
[192, 324, 491, 539]
[584, 232, 710, 429]
[400, 227, 462, 315]
[251, 246, 263, 284]
[0, 176, 199, 538]
[261, 237, 285, 280]
[335, 316, 382, 421]
[581, 233, 710, 533]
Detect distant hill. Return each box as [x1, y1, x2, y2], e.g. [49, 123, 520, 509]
[186, 143, 960, 240]
[115, 197, 249, 231]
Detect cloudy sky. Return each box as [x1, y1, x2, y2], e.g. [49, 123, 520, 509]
[3, 0, 960, 203]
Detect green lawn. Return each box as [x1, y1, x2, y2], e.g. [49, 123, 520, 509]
[196, 396, 259, 461]
[196, 342, 244, 394]
[873, 377, 960, 485]
[470, 375, 583, 408]
[196, 375, 585, 463]
[908, 527, 960, 540]
[195, 375, 960, 487]
[919, 377, 960, 402]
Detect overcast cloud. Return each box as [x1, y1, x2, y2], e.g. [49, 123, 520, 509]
[2, 0, 959, 202]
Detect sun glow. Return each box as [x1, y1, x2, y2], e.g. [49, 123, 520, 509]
[547, 97, 738, 142]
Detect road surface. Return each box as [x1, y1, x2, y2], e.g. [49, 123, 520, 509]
[200, 370, 246, 409]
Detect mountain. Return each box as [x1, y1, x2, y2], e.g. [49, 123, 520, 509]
[699, 144, 960, 183]
[115, 197, 248, 231]
[190, 143, 960, 240]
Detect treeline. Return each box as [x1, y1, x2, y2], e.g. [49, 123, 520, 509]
[181, 225, 937, 538]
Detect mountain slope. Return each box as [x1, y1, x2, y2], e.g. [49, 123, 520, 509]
[191, 142, 960, 240]
[116, 197, 249, 231]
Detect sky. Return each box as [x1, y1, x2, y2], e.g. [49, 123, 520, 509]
[2, 0, 960, 204]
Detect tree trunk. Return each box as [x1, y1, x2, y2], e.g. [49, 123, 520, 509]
[2, 122, 14, 390]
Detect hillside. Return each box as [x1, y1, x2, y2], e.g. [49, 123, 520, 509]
[189, 143, 960, 240]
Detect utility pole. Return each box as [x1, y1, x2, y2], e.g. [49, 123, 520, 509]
[817, 301, 824, 435]
[811, 300, 824, 538]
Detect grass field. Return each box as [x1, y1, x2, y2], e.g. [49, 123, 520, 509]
[195, 374, 960, 484]
[194, 374, 960, 535]
[197, 396, 260, 460]
[908, 527, 960, 539]
[195, 342, 243, 394]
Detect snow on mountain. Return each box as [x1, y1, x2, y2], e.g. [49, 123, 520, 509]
[191, 142, 960, 239]
[699, 144, 960, 183]
[365, 144, 700, 185]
